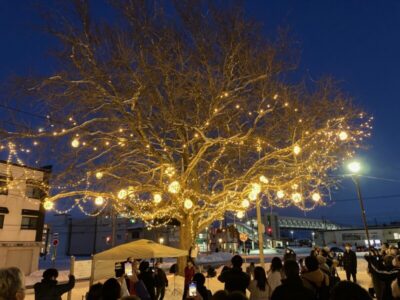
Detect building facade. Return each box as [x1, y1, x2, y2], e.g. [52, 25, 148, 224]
[0, 161, 51, 274]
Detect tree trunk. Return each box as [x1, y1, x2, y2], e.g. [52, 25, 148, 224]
[178, 222, 193, 275]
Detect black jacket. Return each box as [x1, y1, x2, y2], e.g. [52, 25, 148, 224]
[138, 270, 156, 300]
[217, 267, 250, 294]
[271, 277, 316, 300]
[343, 250, 357, 273]
[154, 267, 168, 288]
[34, 276, 75, 300]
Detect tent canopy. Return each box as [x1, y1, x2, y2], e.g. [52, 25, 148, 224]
[91, 239, 188, 282]
[94, 239, 188, 261]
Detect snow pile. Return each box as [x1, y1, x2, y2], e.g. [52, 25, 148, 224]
[196, 252, 233, 264]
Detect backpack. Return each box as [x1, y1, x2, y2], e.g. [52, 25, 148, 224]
[304, 277, 330, 300]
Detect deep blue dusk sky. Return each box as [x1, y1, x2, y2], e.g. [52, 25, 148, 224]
[0, 1, 399, 226]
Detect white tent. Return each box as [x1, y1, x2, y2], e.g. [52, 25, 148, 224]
[90, 239, 188, 283]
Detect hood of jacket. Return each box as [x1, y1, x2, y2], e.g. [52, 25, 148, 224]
[302, 269, 328, 287]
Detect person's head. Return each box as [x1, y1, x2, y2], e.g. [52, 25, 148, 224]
[86, 283, 103, 300]
[390, 246, 399, 256]
[345, 243, 352, 251]
[42, 268, 58, 281]
[155, 262, 161, 268]
[317, 255, 326, 265]
[139, 261, 150, 273]
[305, 255, 319, 272]
[283, 260, 300, 278]
[231, 255, 243, 268]
[187, 260, 194, 268]
[193, 273, 205, 287]
[382, 243, 389, 251]
[270, 257, 283, 272]
[0, 267, 25, 300]
[102, 278, 121, 300]
[330, 281, 372, 300]
[393, 255, 400, 268]
[253, 266, 267, 291]
[211, 290, 228, 300]
[250, 262, 255, 266]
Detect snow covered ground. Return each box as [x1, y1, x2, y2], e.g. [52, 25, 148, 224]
[24, 249, 372, 300]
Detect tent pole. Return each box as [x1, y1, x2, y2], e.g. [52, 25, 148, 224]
[89, 255, 95, 287]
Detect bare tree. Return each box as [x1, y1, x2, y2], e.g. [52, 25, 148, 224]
[6, 0, 371, 265]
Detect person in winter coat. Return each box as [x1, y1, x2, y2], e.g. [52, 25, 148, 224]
[138, 261, 156, 300]
[193, 273, 212, 300]
[34, 268, 75, 300]
[183, 260, 196, 300]
[154, 262, 168, 300]
[301, 256, 330, 299]
[267, 257, 283, 294]
[271, 260, 315, 300]
[218, 255, 250, 294]
[248, 266, 270, 300]
[343, 243, 358, 282]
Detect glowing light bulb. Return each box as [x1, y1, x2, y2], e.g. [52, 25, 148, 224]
[241, 199, 250, 208]
[249, 191, 258, 201]
[277, 190, 285, 199]
[43, 200, 54, 210]
[118, 189, 128, 199]
[95, 172, 103, 179]
[168, 181, 181, 194]
[312, 193, 321, 202]
[165, 166, 176, 177]
[95, 196, 105, 206]
[153, 193, 162, 204]
[259, 175, 269, 184]
[273, 94, 279, 100]
[236, 211, 244, 219]
[291, 193, 302, 203]
[184, 198, 193, 209]
[251, 183, 261, 194]
[339, 131, 349, 141]
[71, 138, 80, 148]
[348, 161, 361, 173]
[293, 145, 301, 155]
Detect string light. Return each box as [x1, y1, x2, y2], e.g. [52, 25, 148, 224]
[168, 181, 181, 194]
[153, 193, 162, 204]
[95, 172, 103, 179]
[291, 193, 302, 203]
[259, 175, 269, 184]
[312, 192, 321, 202]
[277, 190, 285, 199]
[71, 138, 80, 148]
[43, 200, 54, 210]
[251, 183, 261, 194]
[339, 131, 349, 141]
[241, 199, 250, 208]
[184, 198, 193, 209]
[118, 189, 128, 199]
[95, 196, 105, 206]
[236, 211, 244, 219]
[293, 145, 301, 155]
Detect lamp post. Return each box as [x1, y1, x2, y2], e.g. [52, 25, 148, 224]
[347, 161, 371, 248]
[311, 232, 315, 245]
[290, 230, 294, 244]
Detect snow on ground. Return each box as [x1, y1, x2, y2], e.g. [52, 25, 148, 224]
[25, 251, 372, 300]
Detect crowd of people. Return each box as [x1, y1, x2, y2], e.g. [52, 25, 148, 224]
[2, 244, 400, 300]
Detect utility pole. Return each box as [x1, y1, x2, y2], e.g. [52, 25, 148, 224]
[256, 198, 265, 268]
[352, 175, 371, 248]
[111, 206, 116, 247]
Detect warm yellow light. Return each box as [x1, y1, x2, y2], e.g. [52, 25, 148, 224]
[277, 190, 285, 199]
[184, 198, 193, 209]
[249, 191, 258, 201]
[241, 199, 250, 208]
[95, 196, 105, 206]
[153, 193, 162, 204]
[312, 193, 321, 202]
[348, 161, 361, 174]
[165, 166, 176, 177]
[259, 175, 269, 184]
[293, 145, 301, 155]
[291, 184, 299, 190]
[43, 200, 54, 210]
[291, 192, 302, 203]
[251, 183, 261, 194]
[118, 189, 128, 199]
[273, 94, 279, 100]
[168, 181, 181, 194]
[339, 131, 349, 141]
[71, 138, 80, 148]
[95, 172, 103, 179]
[236, 211, 244, 219]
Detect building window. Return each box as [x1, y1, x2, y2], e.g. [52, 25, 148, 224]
[0, 175, 9, 195]
[394, 233, 400, 240]
[21, 216, 38, 230]
[131, 231, 140, 239]
[26, 180, 45, 199]
[0, 215, 4, 229]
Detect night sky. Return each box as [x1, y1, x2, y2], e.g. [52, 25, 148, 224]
[0, 1, 399, 226]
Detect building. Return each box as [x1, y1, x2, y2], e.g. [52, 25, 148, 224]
[0, 161, 51, 274]
[321, 225, 400, 248]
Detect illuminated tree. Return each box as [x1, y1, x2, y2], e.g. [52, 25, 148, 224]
[6, 0, 371, 264]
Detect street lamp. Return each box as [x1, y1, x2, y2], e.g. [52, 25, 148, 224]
[347, 160, 371, 248]
[311, 232, 315, 244]
[290, 230, 294, 240]
[159, 237, 164, 244]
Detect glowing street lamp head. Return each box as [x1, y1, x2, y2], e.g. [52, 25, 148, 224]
[95, 196, 105, 206]
[348, 161, 361, 174]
